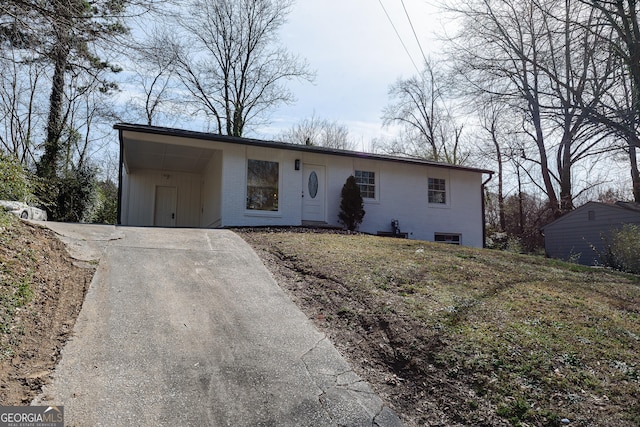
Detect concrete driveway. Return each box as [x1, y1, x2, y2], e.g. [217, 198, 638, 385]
[34, 224, 403, 426]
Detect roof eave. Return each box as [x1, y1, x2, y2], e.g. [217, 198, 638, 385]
[114, 123, 494, 175]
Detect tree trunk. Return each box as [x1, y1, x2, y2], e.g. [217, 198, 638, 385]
[530, 99, 560, 216]
[559, 133, 574, 213]
[618, 0, 640, 202]
[523, 53, 560, 216]
[490, 121, 506, 231]
[630, 137, 640, 202]
[39, 47, 67, 177]
[559, 0, 574, 214]
[497, 151, 506, 232]
[516, 164, 525, 234]
[38, 15, 71, 179]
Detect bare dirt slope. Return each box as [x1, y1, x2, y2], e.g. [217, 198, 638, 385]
[0, 216, 94, 405]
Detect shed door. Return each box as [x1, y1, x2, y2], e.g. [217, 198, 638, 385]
[302, 165, 325, 222]
[154, 186, 177, 227]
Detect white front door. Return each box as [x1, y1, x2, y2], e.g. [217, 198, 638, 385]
[302, 165, 326, 222]
[154, 186, 177, 227]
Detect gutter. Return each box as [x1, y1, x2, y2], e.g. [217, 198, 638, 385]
[481, 173, 494, 248]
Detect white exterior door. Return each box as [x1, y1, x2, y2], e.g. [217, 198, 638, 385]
[302, 165, 326, 222]
[154, 186, 177, 227]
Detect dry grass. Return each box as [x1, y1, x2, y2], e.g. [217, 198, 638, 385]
[240, 229, 640, 426]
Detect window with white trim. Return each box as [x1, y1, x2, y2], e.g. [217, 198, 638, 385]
[246, 159, 279, 211]
[355, 170, 376, 199]
[428, 178, 446, 204]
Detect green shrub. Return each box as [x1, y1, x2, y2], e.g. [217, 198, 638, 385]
[0, 153, 41, 204]
[604, 224, 640, 274]
[46, 165, 98, 222]
[338, 175, 365, 231]
[89, 179, 118, 224]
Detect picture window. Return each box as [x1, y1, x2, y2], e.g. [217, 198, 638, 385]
[246, 159, 279, 211]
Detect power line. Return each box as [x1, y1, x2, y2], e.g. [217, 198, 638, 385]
[400, 0, 428, 67]
[377, 0, 421, 75]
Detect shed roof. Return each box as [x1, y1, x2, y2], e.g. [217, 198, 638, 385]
[615, 201, 640, 213]
[541, 200, 640, 231]
[115, 123, 493, 175]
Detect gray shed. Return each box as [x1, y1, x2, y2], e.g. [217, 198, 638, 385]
[541, 201, 640, 265]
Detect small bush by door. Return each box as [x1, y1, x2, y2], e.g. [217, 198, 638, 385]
[338, 175, 365, 231]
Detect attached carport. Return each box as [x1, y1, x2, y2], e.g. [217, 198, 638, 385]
[118, 126, 223, 227]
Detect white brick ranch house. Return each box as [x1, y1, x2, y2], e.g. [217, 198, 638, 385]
[115, 123, 493, 247]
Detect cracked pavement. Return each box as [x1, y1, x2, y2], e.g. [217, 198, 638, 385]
[33, 225, 403, 426]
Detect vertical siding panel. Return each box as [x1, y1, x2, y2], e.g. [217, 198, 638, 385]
[124, 170, 203, 227]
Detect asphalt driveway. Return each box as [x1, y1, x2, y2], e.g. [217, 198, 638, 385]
[33, 224, 403, 426]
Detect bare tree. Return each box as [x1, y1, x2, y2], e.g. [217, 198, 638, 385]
[381, 59, 468, 164]
[0, 2, 47, 166]
[278, 114, 356, 150]
[174, 0, 314, 137]
[125, 27, 182, 126]
[61, 66, 122, 171]
[579, 0, 640, 201]
[477, 99, 509, 232]
[1, 0, 164, 222]
[38, 1, 131, 179]
[1, 0, 164, 178]
[0, 0, 144, 180]
[447, 0, 618, 216]
[0, 41, 46, 166]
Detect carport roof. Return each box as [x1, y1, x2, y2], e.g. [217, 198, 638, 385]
[121, 135, 215, 173]
[115, 122, 494, 175]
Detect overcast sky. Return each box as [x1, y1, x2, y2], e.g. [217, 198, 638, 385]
[255, 0, 446, 148]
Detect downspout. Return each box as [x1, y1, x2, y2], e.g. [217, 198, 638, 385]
[116, 128, 124, 225]
[481, 173, 494, 248]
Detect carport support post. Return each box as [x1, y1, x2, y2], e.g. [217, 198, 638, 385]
[116, 128, 124, 225]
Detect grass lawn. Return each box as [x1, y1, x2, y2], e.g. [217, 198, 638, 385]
[240, 229, 640, 427]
